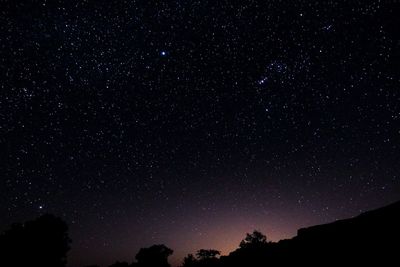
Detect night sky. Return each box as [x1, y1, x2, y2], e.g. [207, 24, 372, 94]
[1, 1, 400, 266]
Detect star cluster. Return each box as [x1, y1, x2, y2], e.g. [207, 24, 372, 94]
[1, 1, 399, 266]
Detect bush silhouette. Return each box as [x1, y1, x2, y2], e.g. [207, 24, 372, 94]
[182, 253, 197, 267]
[182, 249, 221, 267]
[239, 230, 267, 249]
[196, 249, 220, 260]
[135, 244, 173, 267]
[0, 214, 71, 267]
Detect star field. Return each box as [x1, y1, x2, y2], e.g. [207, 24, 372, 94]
[1, 1, 400, 266]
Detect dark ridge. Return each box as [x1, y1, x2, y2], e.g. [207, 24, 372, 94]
[297, 200, 400, 237]
[1, 201, 399, 267]
[219, 201, 400, 267]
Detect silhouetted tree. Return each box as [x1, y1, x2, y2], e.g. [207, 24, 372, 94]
[239, 230, 267, 249]
[135, 244, 173, 267]
[182, 253, 197, 267]
[196, 249, 220, 260]
[0, 214, 71, 267]
[217, 230, 270, 267]
[181, 249, 221, 267]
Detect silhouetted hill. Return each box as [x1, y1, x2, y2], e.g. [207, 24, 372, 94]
[288, 201, 400, 266]
[217, 201, 400, 267]
[297, 200, 400, 237]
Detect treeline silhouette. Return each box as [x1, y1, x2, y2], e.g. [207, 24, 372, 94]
[1, 201, 399, 267]
[0, 214, 70, 267]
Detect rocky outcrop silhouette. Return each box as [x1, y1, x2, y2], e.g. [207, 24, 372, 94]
[218, 201, 400, 267]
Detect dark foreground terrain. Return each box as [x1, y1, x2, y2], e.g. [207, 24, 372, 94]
[1, 201, 399, 267]
[219, 200, 400, 267]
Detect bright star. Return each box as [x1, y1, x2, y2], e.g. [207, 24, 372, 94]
[258, 77, 268, 85]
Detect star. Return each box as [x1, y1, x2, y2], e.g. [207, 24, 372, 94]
[322, 24, 333, 31]
[1, 1, 398, 266]
[258, 77, 268, 85]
